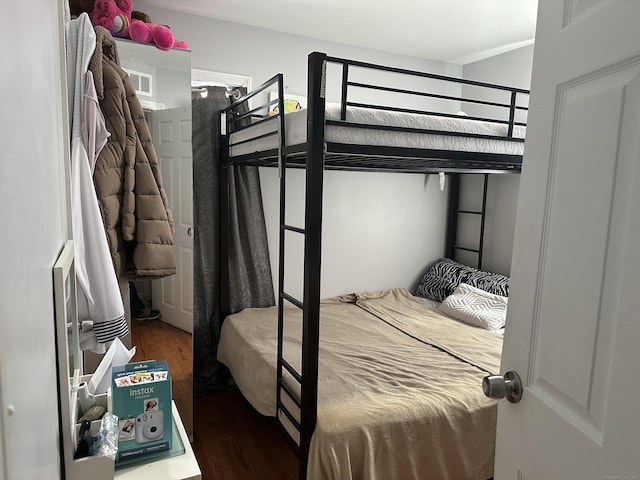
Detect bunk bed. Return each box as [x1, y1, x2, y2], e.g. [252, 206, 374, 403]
[217, 52, 528, 479]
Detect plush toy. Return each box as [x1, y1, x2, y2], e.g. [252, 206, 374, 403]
[90, 0, 134, 38]
[131, 10, 151, 23]
[70, 0, 95, 18]
[129, 12, 189, 51]
[69, 0, 189, 51]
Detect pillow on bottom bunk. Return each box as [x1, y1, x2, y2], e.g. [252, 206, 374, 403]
[439, 283, 508, 333]
[415, 257, 510, 302]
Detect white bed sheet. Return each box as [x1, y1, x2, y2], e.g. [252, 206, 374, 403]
[229, 103, 525, 157]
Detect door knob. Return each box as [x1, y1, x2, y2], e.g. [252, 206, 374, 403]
[187, 227, 194, 238]
[482, 370, 523, 403]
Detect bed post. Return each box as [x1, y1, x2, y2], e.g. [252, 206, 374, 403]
[299, 51, 326, 480]
[446, 173, 461, 261]
[477, 173, 489, 270]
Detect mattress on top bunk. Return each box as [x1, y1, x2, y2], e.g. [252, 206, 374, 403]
[217, 287, 503, 480]
[229, 103, 526, 157]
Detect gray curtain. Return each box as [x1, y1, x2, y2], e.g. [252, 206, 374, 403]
[192, 86, 275, 396]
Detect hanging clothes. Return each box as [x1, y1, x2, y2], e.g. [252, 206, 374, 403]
[83, 69, 110, 174]
[89, 27, 176, 280]
[66, 13, 128, 353]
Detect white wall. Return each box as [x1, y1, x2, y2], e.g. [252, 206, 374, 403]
[0, 1, 68, 478]
[460, 44, 535, 275]
[136, 2, 462, 298]
[260, 169, 448, 299]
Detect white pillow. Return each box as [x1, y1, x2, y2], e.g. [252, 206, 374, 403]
[439, 283, 508, 333]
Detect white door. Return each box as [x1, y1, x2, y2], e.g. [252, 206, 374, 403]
[494, 1, 640, 478]
[150, 107, 194, 333]
[0, 354, 5, 480]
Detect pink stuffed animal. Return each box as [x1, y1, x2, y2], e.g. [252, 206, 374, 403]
[90, 0, 133, 38]
[89, 0, 189, 51]
[129, 19, 189, 51]
[129, 20, 171, 50]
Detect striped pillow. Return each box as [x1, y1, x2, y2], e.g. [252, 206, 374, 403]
[415, 258, 510, 302]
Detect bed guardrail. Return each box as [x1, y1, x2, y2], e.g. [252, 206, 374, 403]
[222, 53, 529, 175]
[324, 54, 529, 142]
[222, 73, 285, 142]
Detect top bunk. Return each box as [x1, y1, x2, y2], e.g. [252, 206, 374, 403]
[221, 52, 529, 174]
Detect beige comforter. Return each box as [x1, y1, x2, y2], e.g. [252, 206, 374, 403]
[217, 288, 503, 480]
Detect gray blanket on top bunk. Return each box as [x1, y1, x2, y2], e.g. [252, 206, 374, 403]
[229, 104, 526, 158]
[217, 287, 503, 480]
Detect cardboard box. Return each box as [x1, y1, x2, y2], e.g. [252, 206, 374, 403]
[111, 360, 172, 462]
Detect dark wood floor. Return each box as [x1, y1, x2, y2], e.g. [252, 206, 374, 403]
[131, 318, 297, 480]
[193, 388, 297, 480]
[130, 317, 193, 438]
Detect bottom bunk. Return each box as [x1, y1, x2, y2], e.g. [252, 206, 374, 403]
[218, 278, 507, 480]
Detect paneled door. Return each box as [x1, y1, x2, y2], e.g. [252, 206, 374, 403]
[150, 107, 194, 333]
[0, 352, 5, 480]
[493, 1, 640, 478]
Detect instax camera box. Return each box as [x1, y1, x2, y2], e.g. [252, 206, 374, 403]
[111, 360, 172, 462]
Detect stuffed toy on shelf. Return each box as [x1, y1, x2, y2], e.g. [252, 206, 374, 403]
[69, 0, 189, 51]
[90, 0, 134, 38]
[129, 10, 189, 51]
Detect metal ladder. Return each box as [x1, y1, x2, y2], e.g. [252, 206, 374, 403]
[275, 52, 327, 480]
[446, 173, 489, 269]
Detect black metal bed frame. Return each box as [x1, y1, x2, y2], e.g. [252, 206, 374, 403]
[219, 51, 528, 479]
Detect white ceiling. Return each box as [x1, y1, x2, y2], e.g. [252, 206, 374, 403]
[148, 0, 538, 64]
